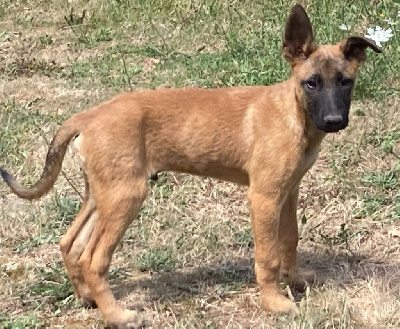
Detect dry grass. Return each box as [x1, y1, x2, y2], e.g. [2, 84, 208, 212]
[1, 0, 399, 328]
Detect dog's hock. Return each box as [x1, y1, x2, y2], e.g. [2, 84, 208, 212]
[282, 4, 318, 65]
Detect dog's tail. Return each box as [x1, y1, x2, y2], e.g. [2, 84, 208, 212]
[1, 116, 80, 200]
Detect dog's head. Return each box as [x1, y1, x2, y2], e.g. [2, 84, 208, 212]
[282, 5, 381, 133]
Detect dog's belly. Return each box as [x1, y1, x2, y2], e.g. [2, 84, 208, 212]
[148, 131, 251, 185]
[169, 163, 250, 186]
[153, 147, 249, 184]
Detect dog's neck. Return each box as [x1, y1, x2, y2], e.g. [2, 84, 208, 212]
[272, 77, 325, 147]
[300, 99, 326, 146]
[277, 77, 326, 156]
[303, 112, 326, 156]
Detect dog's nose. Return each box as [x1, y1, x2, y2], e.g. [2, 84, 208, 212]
[323, 114, 343, 125]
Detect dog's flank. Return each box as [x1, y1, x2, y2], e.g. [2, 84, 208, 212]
[0, 4, 381, 329]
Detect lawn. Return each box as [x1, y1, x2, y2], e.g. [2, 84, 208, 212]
[0, 0, 399, 328]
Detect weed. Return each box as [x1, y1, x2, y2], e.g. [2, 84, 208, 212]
[137, 247, 176, 272]
[362, 170, 397, 190]
[0, 314, 46, 329]
[28, 265, 74, 311]
[233, 227, 254, 249]
[38, 34, 53, 47]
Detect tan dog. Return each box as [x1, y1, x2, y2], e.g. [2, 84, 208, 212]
[1, 5, 380, 329]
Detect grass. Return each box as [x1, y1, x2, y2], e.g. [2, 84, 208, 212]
[0, 0, 399, 328]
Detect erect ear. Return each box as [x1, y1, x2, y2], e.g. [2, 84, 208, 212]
[339, 36, 382, 65]
[282, 4, 318, 66]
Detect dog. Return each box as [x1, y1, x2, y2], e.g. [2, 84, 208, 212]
[0, 4, 381, 329]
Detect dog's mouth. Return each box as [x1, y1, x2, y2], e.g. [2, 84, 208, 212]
[311, 117, 348, 133]
[318, 122, 348, 133]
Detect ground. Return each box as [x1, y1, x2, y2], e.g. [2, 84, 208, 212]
[0, 0, 399, 328]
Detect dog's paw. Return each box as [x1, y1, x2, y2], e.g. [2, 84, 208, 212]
[107, 309, 144, 329]
[79, 295, 97, 309]
[282, 267, 316, 291]
[261, 291, 298, 315]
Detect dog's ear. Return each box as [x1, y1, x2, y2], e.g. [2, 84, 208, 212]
[282, 4, 318, 66]
[339, 36, 382, 65]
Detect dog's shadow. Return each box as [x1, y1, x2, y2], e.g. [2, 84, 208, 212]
[113, 250, 400, 305]
[113, 256, 257, 304]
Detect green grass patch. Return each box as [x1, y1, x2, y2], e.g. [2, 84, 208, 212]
[0, 314, 46, 329]
[137, 246, 176, 272]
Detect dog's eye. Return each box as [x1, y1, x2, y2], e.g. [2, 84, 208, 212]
[306, 80, 317, 90]
[341, 78, 353, 87]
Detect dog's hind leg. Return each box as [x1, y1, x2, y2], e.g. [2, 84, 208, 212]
[59, 173, 98, 307]
[79, 178, 147, 329]
[279, 186, 315, 289]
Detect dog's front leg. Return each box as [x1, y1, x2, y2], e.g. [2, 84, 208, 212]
[279, 186, 315, 289]
[247, 187, 298, 314]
